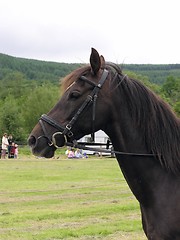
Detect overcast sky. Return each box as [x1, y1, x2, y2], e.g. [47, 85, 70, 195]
[0, 0, 180, 64]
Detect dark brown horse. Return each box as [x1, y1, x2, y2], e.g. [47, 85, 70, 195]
[28, 48, 180, 240]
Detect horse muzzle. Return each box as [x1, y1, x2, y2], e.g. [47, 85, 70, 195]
[28, 133, 66, 158]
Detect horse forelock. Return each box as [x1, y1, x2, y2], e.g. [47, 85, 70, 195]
[61, 66, 91, 93]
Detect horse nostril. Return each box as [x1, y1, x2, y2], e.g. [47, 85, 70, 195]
[28, 135, 36, 147]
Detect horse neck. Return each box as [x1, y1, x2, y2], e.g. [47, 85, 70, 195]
[105, 106, 163, 205]
[106, 104, 147, 154]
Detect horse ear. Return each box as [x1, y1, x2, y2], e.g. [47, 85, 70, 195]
[90, 48, 101, 75]
[100, 55, 105, 68]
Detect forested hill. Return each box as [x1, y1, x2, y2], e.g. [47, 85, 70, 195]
[0, 53, 82, 84]
[123, 63, 180, 84]
[0, 53, 180, 85]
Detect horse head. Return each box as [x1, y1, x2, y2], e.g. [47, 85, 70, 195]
[28, 48, 112, 157]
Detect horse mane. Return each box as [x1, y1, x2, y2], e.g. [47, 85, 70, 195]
[108, 63, 180, 174]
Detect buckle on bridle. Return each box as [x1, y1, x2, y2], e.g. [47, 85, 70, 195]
[63, 124, 73, 138]
[52, 132, 67, 148]
[65, 124, 72, 131]
[67, 131, 73, 138]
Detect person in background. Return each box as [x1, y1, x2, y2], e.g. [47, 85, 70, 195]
[83, 152, 88, 158]
[65, 147, 70, 156]
[1, 133, 9, 159]
[67, 148, 75, 159]
[75, 149, 83, 158]
[14, 144, 18, 159]
[8, 134, 13, 158]
[10, 142, 15, 158]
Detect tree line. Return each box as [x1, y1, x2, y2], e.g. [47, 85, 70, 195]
[0, 53, 179, 143]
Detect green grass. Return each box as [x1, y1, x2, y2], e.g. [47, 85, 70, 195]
[0, 154, 146, 240]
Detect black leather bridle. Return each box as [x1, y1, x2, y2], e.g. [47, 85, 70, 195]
[39, 69, 109, 147]
[38, 67, 155, 157]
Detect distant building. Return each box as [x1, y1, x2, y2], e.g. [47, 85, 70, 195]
[79, 130, 114, 156]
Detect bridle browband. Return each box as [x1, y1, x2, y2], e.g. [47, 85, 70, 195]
[38, 66, 155, 157]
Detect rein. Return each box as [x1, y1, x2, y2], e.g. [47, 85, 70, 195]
[39, 67, 156, 157]
[65, 141, 155, 157]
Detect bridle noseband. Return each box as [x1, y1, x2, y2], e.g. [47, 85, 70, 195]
[38, 66, 155, 157]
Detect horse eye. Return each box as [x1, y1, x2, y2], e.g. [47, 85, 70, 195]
[69, 91, 81, 100]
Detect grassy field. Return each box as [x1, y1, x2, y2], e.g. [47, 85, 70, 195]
[0, 153, 146, 240]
